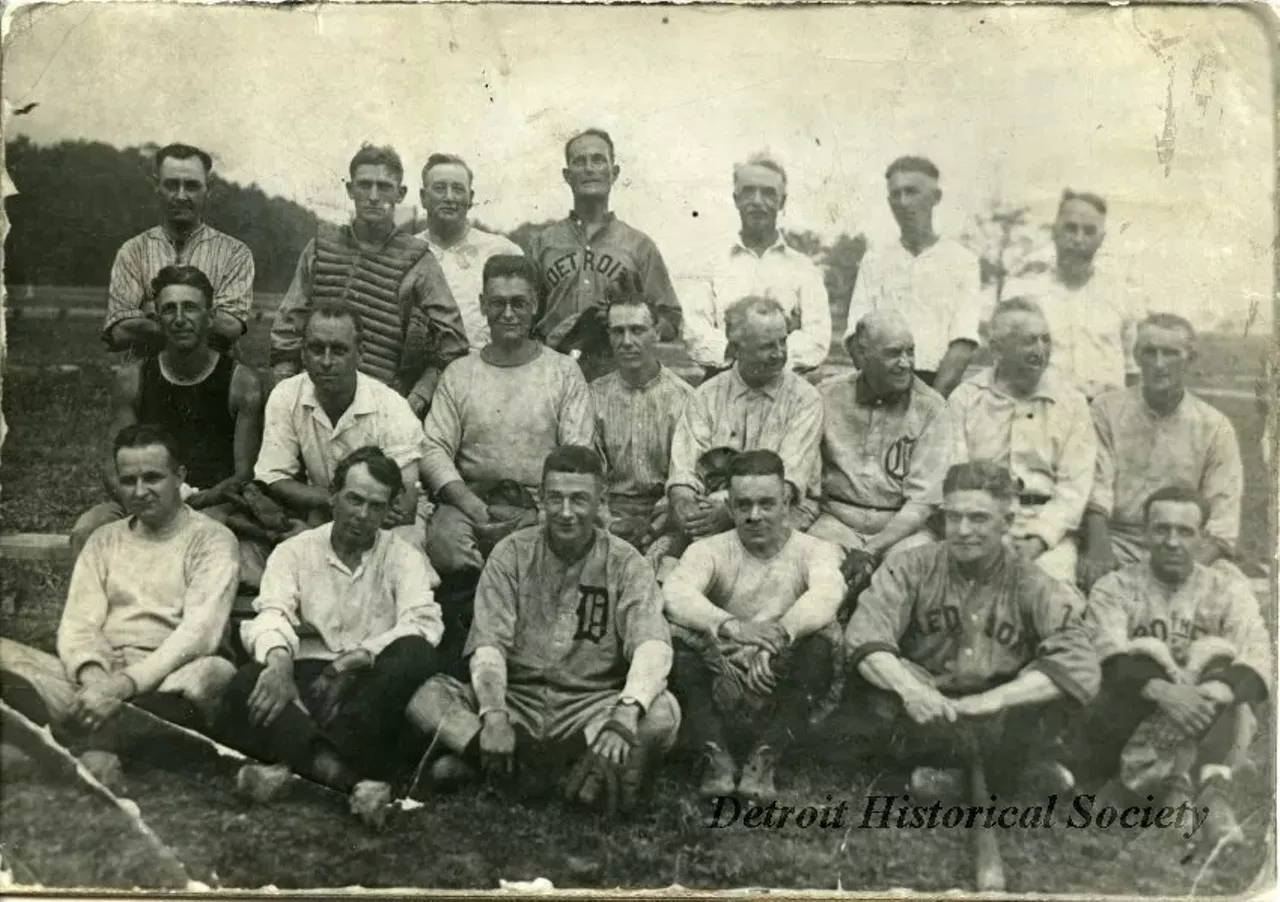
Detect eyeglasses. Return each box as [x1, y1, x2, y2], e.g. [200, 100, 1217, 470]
[483, 297, 533, 315]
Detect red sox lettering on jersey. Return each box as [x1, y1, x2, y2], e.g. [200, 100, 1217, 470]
[845, 542, 1099, 702]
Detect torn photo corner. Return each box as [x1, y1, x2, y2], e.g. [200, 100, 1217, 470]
[0, 0, 1275, 897]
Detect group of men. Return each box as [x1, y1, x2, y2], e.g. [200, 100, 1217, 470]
[0, 134, 1269, 859]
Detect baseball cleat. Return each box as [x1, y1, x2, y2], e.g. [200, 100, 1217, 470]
[737, 744, 779, 805]
[698, 741, 737, 800]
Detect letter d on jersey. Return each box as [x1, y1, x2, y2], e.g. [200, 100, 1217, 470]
[707, 795, 741, 828]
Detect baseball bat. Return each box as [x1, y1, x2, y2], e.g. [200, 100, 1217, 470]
[969, 752, 1006, 893]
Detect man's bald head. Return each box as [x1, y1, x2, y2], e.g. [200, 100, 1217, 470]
[849, 311, 916, 396]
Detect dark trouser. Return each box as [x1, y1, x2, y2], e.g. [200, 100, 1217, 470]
[671, 631, 835, 755]
[843, 673, 1071, 789]
[219, 636, 439, 789]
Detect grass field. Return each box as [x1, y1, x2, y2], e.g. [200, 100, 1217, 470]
[0, 312, 1274, 893]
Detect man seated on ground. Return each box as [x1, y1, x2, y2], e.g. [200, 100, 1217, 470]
[948, 298, 1095, 583]
[664, 450, 845, 803]
[407, 446, 681, 817]
[71, 264, 266, 581]
[667, 296, 824, 549]
[1078, 313, 1244, 590]
[421, 255, 594, 581]
[810, 311, 953, 602]
[843, 461, 1099, 799]
[1, 425, 238, 790]
[255, 300, 427, 551]
[224, 447, 444, 828]
[1072, 486, 1269, 851]
[590, 277, 694, 552]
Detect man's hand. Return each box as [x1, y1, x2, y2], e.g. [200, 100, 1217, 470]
[1145, 681, 1218, 737]
[1013, 536, 1048, 562]
[185, 488, 219, 510]
[1077, 540, 1120, 591]
[310, 649, 374, 727]
[593, 703, 641, 768]
[900, 683, 957, 727]
[744, 648, 778, 696]
[841, 548, 880, 590]
[1197, 680, 1235, 707]
[247, 659, 299, 728]
[478, 711, 517, 778]
[407, 392, 431, 419]
[718, 618, 790, 655]
[673, 493, 731, 540]
[951, 692, 1001, 720]
[71, 673, 134, 731]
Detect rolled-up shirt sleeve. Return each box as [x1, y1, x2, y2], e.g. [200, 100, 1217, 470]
[241, 542, 305, 664]
[667, 390, 713, 494]
[254, 382, 303, 485]
[103, 242, 147, 342]
[361, 540, 444, 654]
[1023, 577, 1098, 705]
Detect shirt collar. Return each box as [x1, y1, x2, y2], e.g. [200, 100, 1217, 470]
[853, 371, 913, 410]
[730, 232, 791, 258]
[321, 523, 384, 577]
[147, 222, 211, 246]
[300, 372, 379, 419]
[972, 366, 1062, 403]
[418, 222, 472, 254]
[729, 365, 783, 401]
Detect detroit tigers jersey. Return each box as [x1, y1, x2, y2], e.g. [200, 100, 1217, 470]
[1085, 561, 1270, 691]
[845, 542, 1099, 703]
[465, 526, 672, 697]
[527, 212, 681, 349]
[818, 373, 953, 524]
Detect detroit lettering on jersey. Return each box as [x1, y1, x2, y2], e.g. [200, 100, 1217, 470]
[544, 247, 631, 289]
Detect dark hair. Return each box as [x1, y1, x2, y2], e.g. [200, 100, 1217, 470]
[482, 255, 540, 295]
[304, 300, 364, 344]
[1058, 189, 1107, 217]
[604, 271, 657, 326]
[542, 445, 605, 481]
[332, 446, 404, 499]
[114, 423, 183, 470]
[155, 143, 212, 176]
[348, 144, 405, 183]
[1143, 485, 1209, 526]
[727, 449, 786, 482]
[564, 128, 616, 165]
[885, 155, 939, 181]
[942, 461, 1016, 503]
[421, 153, 474, 188]
[151, 264, 213, 307]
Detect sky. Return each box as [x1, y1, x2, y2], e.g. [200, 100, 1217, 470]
[2, 2, 1274, 329]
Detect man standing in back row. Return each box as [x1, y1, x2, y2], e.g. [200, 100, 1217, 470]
[844, 156, 983, 397]
[414, 153, 524, 352]
[103, 143, 254, 363]
[270, 144, 468, 416]
[527, 129, 682, 382]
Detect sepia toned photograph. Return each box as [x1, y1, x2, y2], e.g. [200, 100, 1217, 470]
[0, 1, 1274, 895]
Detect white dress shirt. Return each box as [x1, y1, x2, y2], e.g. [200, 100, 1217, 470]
[415, 223, 524, 350]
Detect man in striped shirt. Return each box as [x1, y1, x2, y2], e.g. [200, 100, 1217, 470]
[591, 281, 694, 551]
[103, 143, 254, 363]
[526, 128, 682, 382]
[668, 297, 825, 541]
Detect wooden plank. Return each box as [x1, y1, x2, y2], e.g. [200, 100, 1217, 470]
[0, 532, 71, 562]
